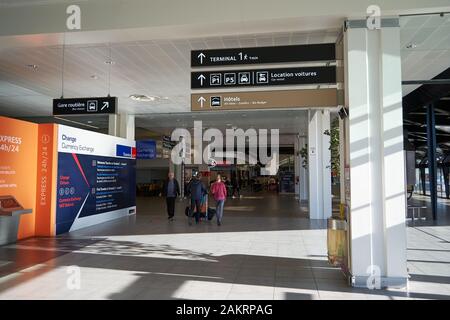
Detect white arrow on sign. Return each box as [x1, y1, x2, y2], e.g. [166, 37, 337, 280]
[197, 52, 206, 64]
[198, 96, 206, 108]
[197, 74, 206, 86]
[101, 101, 109, 110]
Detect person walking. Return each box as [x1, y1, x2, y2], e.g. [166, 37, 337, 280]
[231, 174, 240, 198]
[211, 174, 227, 226]
[161, 172, 180, 221]
[186, 173, 207, 225]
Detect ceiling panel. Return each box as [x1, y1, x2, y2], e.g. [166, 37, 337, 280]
[0, 15, 448, 119]
[0, 30, 340, 117]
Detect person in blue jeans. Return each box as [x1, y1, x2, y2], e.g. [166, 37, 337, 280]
[211, 174, 227, 226]
[186, 173, 207, 225]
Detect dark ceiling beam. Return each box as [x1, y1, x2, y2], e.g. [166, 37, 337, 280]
[409, 135, 450, 144]
[404, 115, 450, 126]
[403, 79, 450, 85]
[403, 67, 450, 114]
[404, 124, 450, 135]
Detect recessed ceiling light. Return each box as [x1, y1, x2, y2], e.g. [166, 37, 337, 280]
[406, 43, 417, 49]
[105, 60, 115, 65]
[87, 120, 93, 124]
[129, 94, 159, 102]
[26, 64, 38, 70]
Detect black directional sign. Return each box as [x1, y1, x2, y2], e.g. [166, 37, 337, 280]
[191, 43, 336, 67]
[191, 66, 336, 89]
[53, 96, 117, 115]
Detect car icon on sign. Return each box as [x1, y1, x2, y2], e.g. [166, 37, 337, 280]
[238, 72, 251, 84]
[256, 71, 269, 84]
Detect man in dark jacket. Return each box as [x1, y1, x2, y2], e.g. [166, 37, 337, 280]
[186, 173, 207, 225]
[161, 172, 180, 221]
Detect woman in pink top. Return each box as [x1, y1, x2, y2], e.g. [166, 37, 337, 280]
[211, 174, 227, 226]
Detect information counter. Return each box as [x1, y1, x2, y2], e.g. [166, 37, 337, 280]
[0, 196, 32, 246]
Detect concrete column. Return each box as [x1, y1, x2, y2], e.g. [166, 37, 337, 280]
[344, 18, 408, 288]
[108, 114, 118, 136]
[119, 113, 135, 141]
[308, 109, 332, 220]
[108, 113, 135, 140]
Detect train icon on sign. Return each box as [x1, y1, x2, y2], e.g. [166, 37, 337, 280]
[87, 100, 98, 112]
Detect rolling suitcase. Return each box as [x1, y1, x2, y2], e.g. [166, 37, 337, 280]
[199, 194, 208, 219]
[207, 207, 217, 221]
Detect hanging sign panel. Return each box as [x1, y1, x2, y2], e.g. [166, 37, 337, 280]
[191, 89, 340, 111]
[191, 43, 336, 67]
[191, 66, 337, 89]
[53, 97, 117, 115]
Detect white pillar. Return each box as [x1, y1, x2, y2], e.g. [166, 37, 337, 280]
[119, 113, 135, 141]
[108, 114, 118, 136]
[308, 109, 332, 220]
[108, 113, 135, 140]
[344, 17, 408, 288]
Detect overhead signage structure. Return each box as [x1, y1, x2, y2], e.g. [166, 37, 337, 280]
[191, 89, 341, 111]
[191, 66, 337, 89]
[53, 96, 117, 115]
[162, 135, 176, 150]
[191, 43, 336, 67]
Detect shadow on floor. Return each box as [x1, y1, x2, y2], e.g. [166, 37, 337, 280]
[1, 237, 449, 300]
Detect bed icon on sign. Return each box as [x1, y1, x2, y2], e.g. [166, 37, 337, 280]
[210, 96, 222, 108]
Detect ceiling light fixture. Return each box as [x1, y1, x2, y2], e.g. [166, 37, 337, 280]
[105, 60, 115, 65]
[129, 94, 160, 102]
[26, 64, 38, 70]
[406, 43, 417, 49]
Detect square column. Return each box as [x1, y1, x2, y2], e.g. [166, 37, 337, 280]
[344, 18, 408, 288]
[308, 109, 332, 220]
[109, 113, 135, 141]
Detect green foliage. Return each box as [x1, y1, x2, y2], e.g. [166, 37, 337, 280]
[324, 117, 340, 175]
[299, 117, 340, 176]
[299, 144, 308, 169]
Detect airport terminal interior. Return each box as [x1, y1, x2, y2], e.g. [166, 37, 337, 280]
[0, 1, 450, 300]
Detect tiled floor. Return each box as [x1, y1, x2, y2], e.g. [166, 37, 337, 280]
[0, 193, 449, 300]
